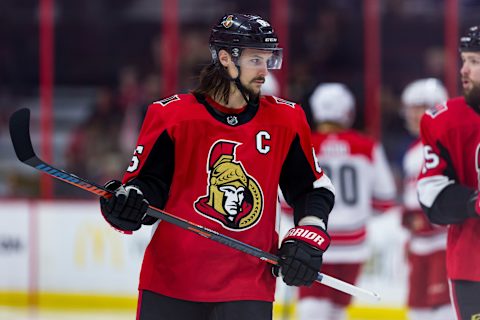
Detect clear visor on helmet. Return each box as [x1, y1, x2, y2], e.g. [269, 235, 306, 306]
[234, 47, 283, 70]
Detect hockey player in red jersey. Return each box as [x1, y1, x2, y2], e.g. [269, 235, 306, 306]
[401, 78, 453, 320]
[297, 83, 396, 320]
[99, 13, 335, 320]
[417, 26, 480, 319]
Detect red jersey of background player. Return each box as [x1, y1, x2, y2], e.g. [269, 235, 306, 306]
[121, 92, 333, 302]
[418, 96, 480, 280]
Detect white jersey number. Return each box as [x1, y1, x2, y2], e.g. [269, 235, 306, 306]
[127, 145, 144, 173]
[322, 164, 358, 205]
[422, 145, 440, 174]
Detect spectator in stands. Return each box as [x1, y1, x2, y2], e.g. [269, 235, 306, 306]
[117, 65, 141, 113]
[66, 86, 125, 192]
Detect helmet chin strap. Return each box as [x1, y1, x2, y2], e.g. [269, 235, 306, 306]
[221, 62, 257, 106]
[233, 75, 252, 106]
[216, 50, 259, 106]
[232, 64, 261, 107]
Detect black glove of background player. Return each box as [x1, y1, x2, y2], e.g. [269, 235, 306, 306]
[100, 180, 149, 233]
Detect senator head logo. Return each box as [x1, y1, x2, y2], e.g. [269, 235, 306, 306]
[194, 140, 263, 231]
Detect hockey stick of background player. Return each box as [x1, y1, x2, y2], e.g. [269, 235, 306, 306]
[9, 108, 380, 302]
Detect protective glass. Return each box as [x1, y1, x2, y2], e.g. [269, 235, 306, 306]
[235, 47, 283, 70]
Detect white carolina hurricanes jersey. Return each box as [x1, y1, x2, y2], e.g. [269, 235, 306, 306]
[312, 130, 397, 263]
[403, 140, 424, 211]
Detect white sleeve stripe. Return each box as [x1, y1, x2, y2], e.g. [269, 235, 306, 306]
[313, 173, 336, 195]
[417, 175, 454, 208]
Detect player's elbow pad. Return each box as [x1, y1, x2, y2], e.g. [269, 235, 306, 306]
[420, 204, 449, 225]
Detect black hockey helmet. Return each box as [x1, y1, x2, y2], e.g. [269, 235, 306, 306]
[460, 25, 480, 52]
[209, 13, 283, 69]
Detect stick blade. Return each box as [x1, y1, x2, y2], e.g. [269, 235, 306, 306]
[9, 108, 36, 162]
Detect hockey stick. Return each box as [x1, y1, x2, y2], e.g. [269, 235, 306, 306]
[9, 108, 380, 302]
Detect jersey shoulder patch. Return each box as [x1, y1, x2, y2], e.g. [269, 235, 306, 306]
[271, 96, 296, 108]
[154, 94, 181, 106]
[425, 102, 448, 118]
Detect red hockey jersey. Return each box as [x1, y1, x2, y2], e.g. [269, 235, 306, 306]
[122, 93, 333, 302]
[417, 97, 480, 280]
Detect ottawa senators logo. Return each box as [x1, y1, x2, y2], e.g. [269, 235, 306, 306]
[194, 140, 264, 231]
[221, 15, 234, 28]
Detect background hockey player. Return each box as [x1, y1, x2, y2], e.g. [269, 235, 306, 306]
[99, 13, 335, 320]
[297, 83, 396, 320]
[401, 78, 453, 320]
[417, 25, 480, 319]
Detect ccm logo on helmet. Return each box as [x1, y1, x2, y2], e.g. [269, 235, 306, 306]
[264, 37, 278, 42]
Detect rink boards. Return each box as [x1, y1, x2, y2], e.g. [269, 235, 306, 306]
[0, 200, 408, 319]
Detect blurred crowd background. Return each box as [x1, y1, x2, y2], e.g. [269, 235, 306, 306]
[0, 0, 479, 199]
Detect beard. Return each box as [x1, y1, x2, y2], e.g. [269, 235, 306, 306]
[464, 81, 480, 113]
[243, 76, 265, 100]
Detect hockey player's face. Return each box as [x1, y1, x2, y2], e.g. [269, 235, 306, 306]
[461, 52, 480, 109]
[237, 49, 272, 94]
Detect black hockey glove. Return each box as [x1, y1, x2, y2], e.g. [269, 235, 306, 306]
[100, 180, 149, 234]
[277, 225, 331, 286]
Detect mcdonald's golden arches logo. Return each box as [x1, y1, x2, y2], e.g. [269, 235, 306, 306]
[74, 223, 124, 269]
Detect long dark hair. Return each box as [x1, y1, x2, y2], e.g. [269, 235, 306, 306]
[193, 62, 232, 104]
